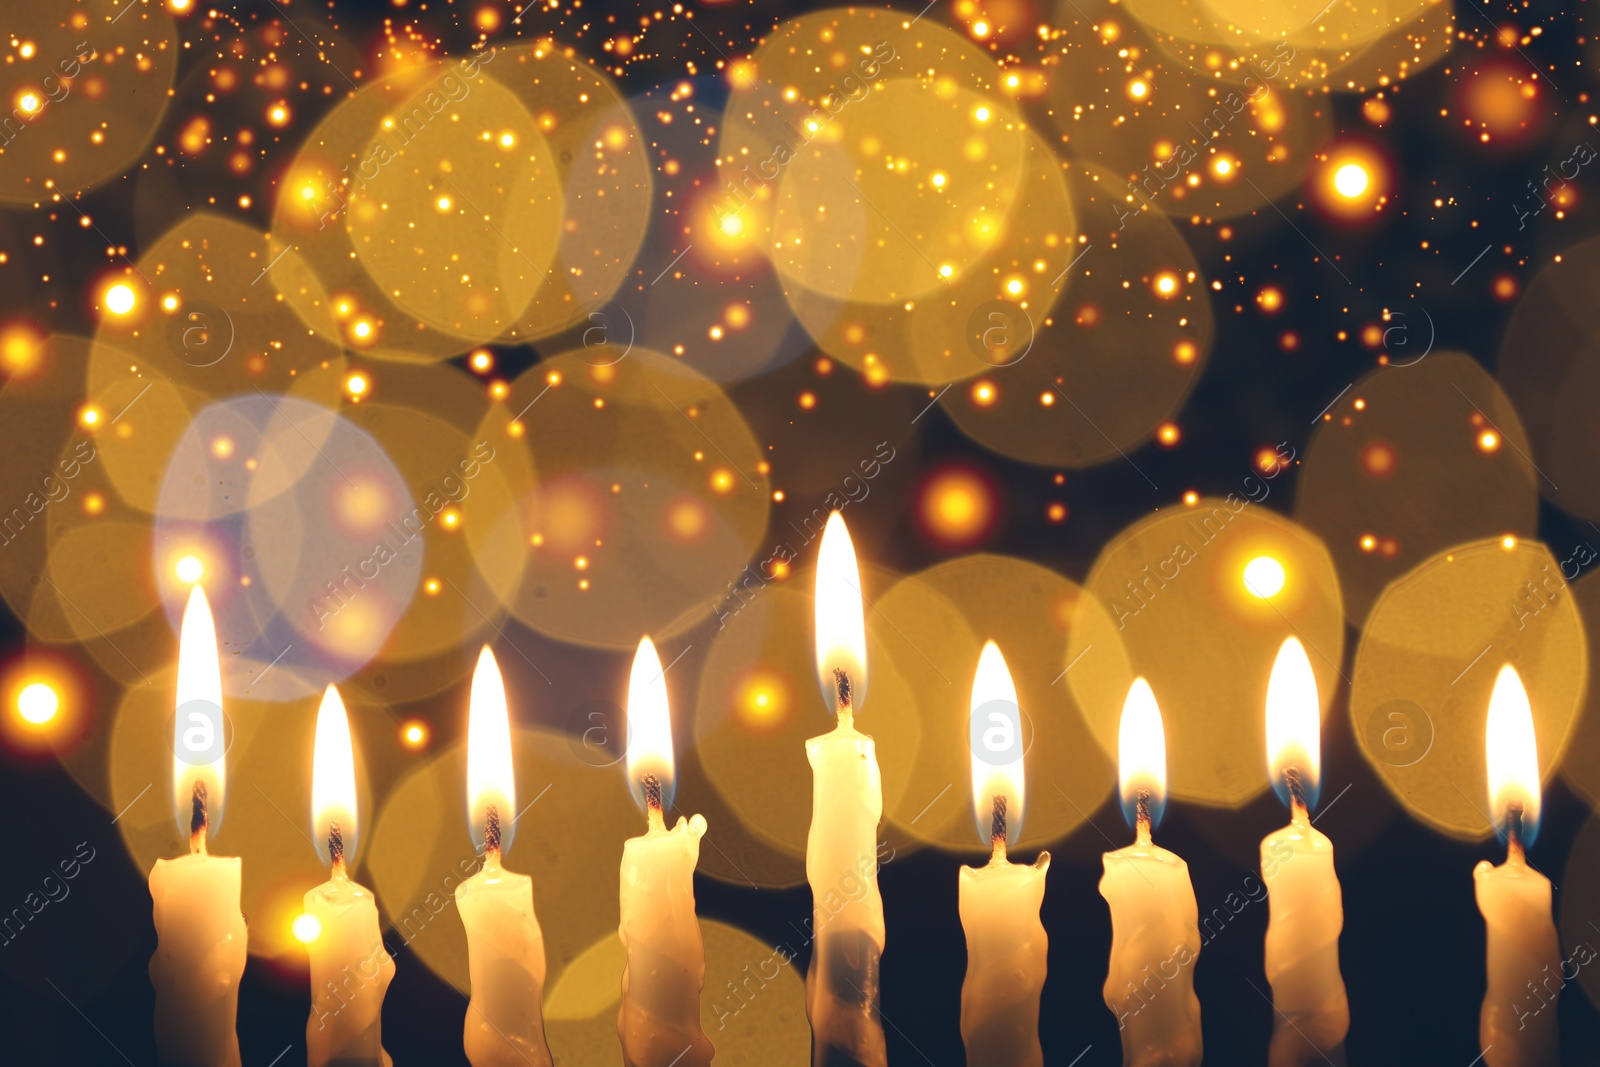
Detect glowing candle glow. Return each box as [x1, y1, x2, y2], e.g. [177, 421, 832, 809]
[958, 641, 1049, 1067]
[1475, 664, 1560, 1067]
[1099, 678, 1202, 1067]
[457, 646, 554, 1067]
[1260, 638, 1348, 1066]
[149, 586, 247, 1066]
[806, 511, 887, 1067]
[304, 685, 393, 1066]
[617, 636, 713, 1067]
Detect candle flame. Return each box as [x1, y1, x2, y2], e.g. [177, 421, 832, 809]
[467, 645, 516, 854]
[969, 640, 1024, 848]
[1117, 677, 1167, 831]
[1265, 637, 1321, 810]
[814, 511, 867, 717]
[1485, 663, 1541, 845]
[625, 636, 675, 811]
[311, 685, 358, 867]
[173, 586, 225, 838]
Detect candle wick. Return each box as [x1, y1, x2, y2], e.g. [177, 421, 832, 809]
[833, 667, 853, 727]
[1135, 787, 1152, 847]
[643, 774, 666, 833]
[328, 821, 346, 876]
[1285, 766, 1310, 825]
[989, 794, 1008, 864]
[1506, 802, 1527, 865]
[189, 781, 208, 855]
[483, 803, 501, 859]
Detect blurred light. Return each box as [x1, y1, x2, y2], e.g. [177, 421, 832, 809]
[104, 283, 137, 316]
[1333, 163, 1369, 199]
[16, 681, 59, 726]
[1153, 272, 1180, 298]
[1485, 664, 1541, 842]
[917, 466, 998, 548]
[400, 719, 430, 749]
[1478, 430, 1501, 452]
[175, 554, 205, 585]
[1118, 678, 1167, 830]
[1243, 555, 1286, 599]
[292, 913, 322, 943]
[1265, 637, 1321, 804]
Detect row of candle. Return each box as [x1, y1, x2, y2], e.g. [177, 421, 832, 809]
[148, 512, 1561, 1067]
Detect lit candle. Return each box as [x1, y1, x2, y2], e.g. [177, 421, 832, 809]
[1100, 678, 1202, 1067]
[304, 684, 393, 1066]
[806, 511, 887, 1067]
[1260, 637, 1348, 1066]
[457, 645, 554, 1067]
[1475, 664, 1561, 1067]
[149, 586, 248, 1067]
[617, 636, 714, 1067]
[958, 641, 1049, 1067]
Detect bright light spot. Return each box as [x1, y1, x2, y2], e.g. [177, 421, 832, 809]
[1479, 430, 1501, 452]
[1243, 556, 1286, 599]
[104, 283, 137, 316]
[719, 213, 743, 237]
[938, 263, 955, 278]
[78, 405, 101, 428]
[17, 682, 59, 725]
[1127, 79, 1148, 101]
[709, 468, 736, 494]
[17, 91, 41, 114]
[970, 379, 998, 407]
[1502, 535, 1518, 550]
[973, 106, 991, 123]
[1153, 272, 1179, 298]
[267, 103, 290, 127]
[175, 554, 205, 585]
[292, 913, 322, 944]
[400, 720, 430, 749]
[499, 131, 517, 148]
[345, 373, 368, 397]
[1333, 162, 1370, 199]
[435, 195, 453, 213]
[469, 349, 493, 372]
[1156, 421, 1180, 446]
[931, 172, 947, 188]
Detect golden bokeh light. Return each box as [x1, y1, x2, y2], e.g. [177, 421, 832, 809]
[1242, 555, 1287, 599]
[16, 679, 60, 726]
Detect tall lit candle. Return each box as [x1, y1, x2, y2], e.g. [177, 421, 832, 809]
[1100, 678, 1202, 1067]
[1260, 638, 1348, 1066]
[617, 636, 714, 1067]
[1475, 664, 1560, 1067]
[806, 511, 887, 1067]
[457, 645, 554, 1067]
[304, 684, 393, 1066]
[959, 641, 1049, 1067]
[149, 586, 248, 1067]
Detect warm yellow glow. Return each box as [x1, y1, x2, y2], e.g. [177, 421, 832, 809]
[1333, 162, 1370, 199]
[16, 681, 59, 725]
[104, 283, 137, 316]
[970, 640, 1024, 846]
[435, 195, 453, 213]
[292, 913, 322, 943]
[174, 586, 225, 830]
[466, 645, 516, 848]
[400, 720, 428, 748]
[1118, 677, 1167, 817]
[16, 91, 40, 115]
[1485, 663, 1541, 836]
[814, 511, 867, 716]
[625, 636, 675, 804]
[311, 685, 359, 863]
[175, 553, 205, 586]
[719, 213, 743, 237]
[345, 373, 368, 396]
[1242, 555, 1286, 599]
[1265, 637, 1320, 799]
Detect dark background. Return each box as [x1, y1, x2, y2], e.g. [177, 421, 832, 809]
[5, 0, 1600, 1064]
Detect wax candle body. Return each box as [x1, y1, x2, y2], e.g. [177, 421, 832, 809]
[1475, 856, 1560, 1067]
[149, 852, 248, 1067]
[618, 813, 713, 1067]
[457, 855, 554, 1067]
[305, 872, 393, 1067]
[805, 718, 886, 1067]
[1100, 842, 1202, 1067]
[1261, 819, 1348, 1066]
[959, 853, 1050, 1067]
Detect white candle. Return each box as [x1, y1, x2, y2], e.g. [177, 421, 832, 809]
[457, 645, 554, 1067]
[1260, 638, 1348, 1066]
[150, 586, 247, 1067]
[1475, 664, 1560, 1067]
[959, 641, 1049, 1067]
[304, 684, 393, 1066]
[806, 511, 887, 1067]
[617, 636, 713, 1067]
[1100, 678, 1202, 1067]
